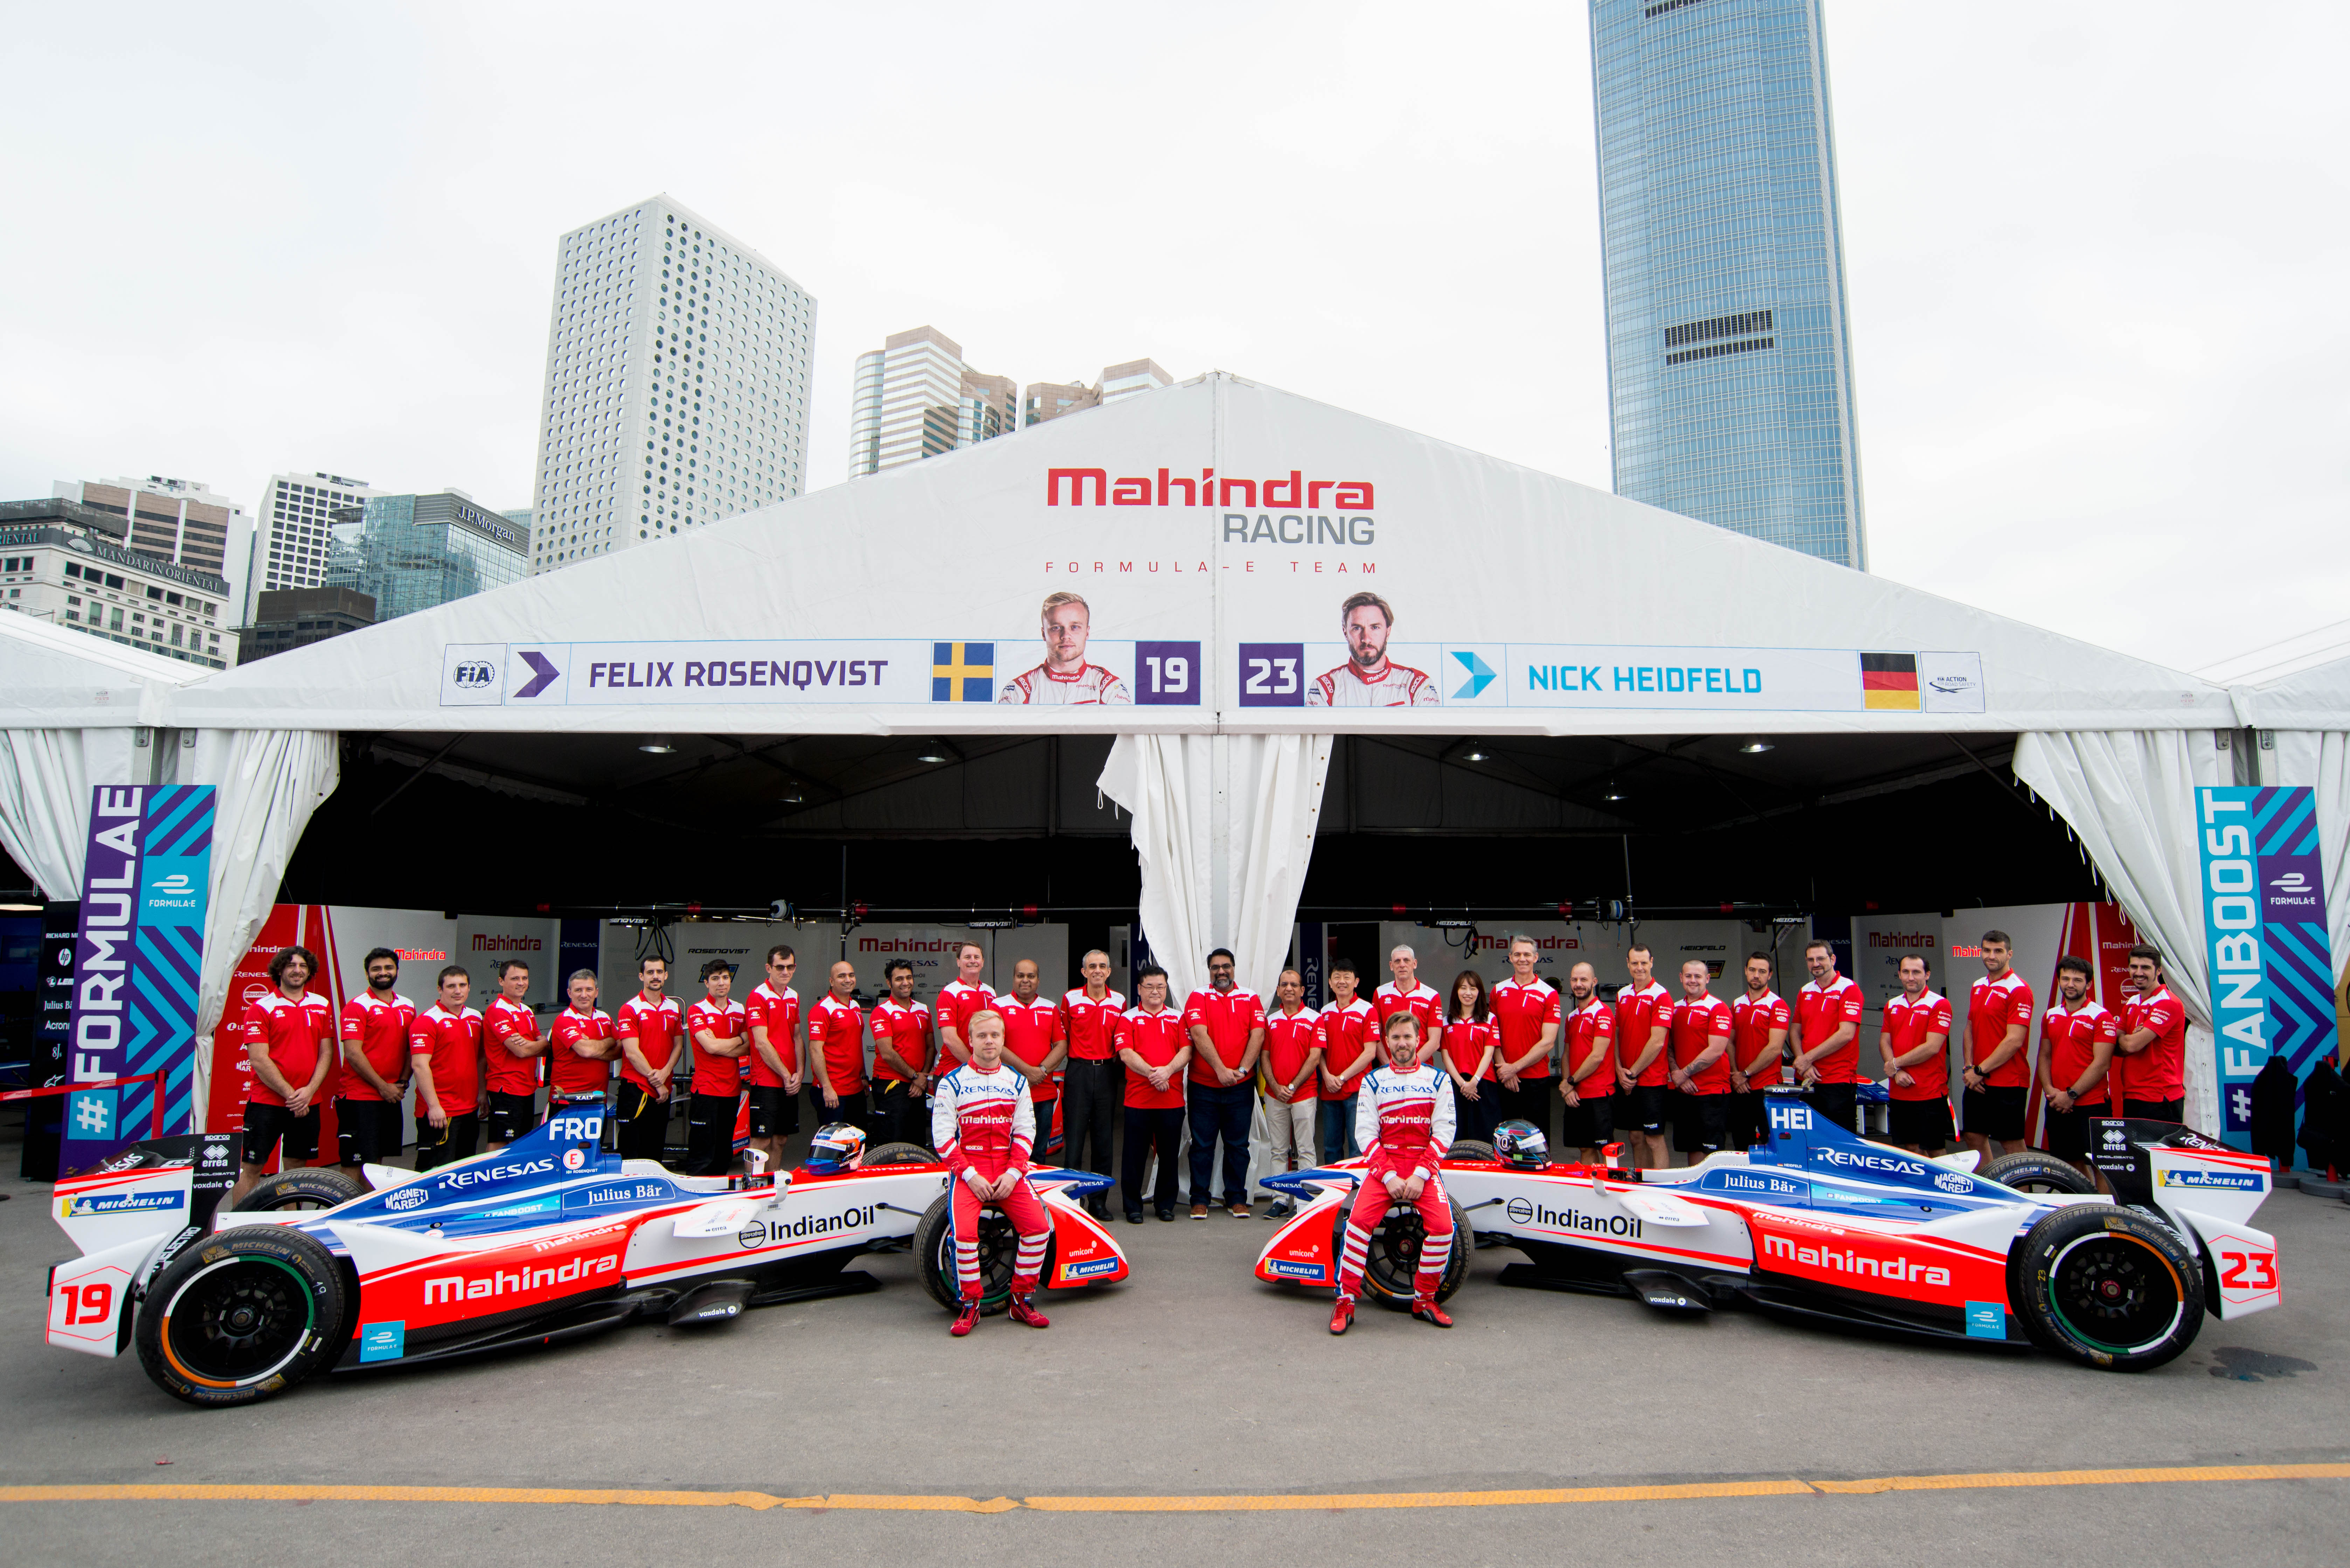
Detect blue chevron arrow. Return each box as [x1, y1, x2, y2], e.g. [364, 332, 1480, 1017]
[1451, 650, 1498, 699]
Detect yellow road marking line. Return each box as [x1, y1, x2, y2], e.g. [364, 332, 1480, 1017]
[4, 1464, 2345, 1514]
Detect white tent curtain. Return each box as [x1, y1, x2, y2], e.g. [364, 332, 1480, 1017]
[2012, 728, 2228, 1131]
[2263, 730, 2350, 986]
[188, 729, 341, 1123]
[0, 727, 140, 899]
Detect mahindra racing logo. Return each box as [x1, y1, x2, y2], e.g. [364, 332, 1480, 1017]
[1046, 467, 1373, 511]
[471, 934, 542, 953]
[1761, 1232, 1952, 1287]
[421, 1253, 620, 1305]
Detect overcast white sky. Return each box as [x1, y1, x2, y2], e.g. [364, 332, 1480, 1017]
[4, 1, 2342, 673]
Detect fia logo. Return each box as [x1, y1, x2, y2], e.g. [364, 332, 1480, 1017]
[451, 660, 496, 690]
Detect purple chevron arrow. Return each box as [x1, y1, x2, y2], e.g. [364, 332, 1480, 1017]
[514, 650, 561, 698]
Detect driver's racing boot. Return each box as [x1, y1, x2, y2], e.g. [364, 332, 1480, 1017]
[1007, 1294, 1051, 1329]
[1329, 1296, 1355, 1335]
[950, 1300, 982, 1337]
[1410, 1293, 1453, 1328]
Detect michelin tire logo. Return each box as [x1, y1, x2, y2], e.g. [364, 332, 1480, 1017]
[1059, 1257, 1122, 1280]
[61, 1190, 185, 1217]
[2157, 1168, 2261, 1191]
[1267, 1259, 1326, 1280]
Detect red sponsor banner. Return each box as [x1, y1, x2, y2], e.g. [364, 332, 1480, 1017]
[205, 904, 346, 1169]
[364, 1223, 630, 1331]
[1746, 1211, 2004, 1312]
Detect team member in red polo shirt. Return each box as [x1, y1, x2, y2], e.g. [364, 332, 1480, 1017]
[1184, 948, 1268, 1217]
[934, 942, 996, 1076]
[743, 945, 802, 1174]
[548, 969, 617, 1111]
[233, 945, 337, 1204]
[1490, 936, 1561, 1140]
[1117, 966, 1192, 1222]
[684, 960, 748, 1175]
[410, 965, 485, 1172]
[1318, 959, 1378, 1162]
[1959, 929, 2035, 1162]
[1559, 962, 1616, 1163]
[335, 947, 414, 1185]
[1880, 955, 1955, 1154]
[1791, 940, 1865, 1131]
[2116, 945, 2188, 1122]
[1057, 950, 1126, 1214]
[869, 959, 935, 1150]
[808, 959, 871, 1138]
[1665, 961, 1734, 1164]
[1440, 969, 1500, 1145]
[2041, 956, 2119, 1175]
[483, 958, 548, 1150]
[1375, 945, 1444, 1065]
[996, 959, 1066, 1158]
[1728, 952, 1789, 1153]
[615, 957, 683, 1163]
[1261, 967, 1324, 1216]
[1614, 946, 1674, 1170]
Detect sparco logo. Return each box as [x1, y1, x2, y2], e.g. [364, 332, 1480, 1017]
[1504, 1195, 1642, 1239]
[1047, 467, 1373, 511]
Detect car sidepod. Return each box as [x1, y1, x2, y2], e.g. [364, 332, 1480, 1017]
[1040, 1180, 1129, 1288]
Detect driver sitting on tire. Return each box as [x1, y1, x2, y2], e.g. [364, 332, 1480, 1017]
[1332, 1012, 1459, 1336]
[931, 1009, 1053, 1337]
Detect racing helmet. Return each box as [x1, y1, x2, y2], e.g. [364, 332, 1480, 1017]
[803, 1123, 868, 1173]
[1491, 1119, 1550, 1170]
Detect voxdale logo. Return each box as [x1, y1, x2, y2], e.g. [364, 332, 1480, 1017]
[1762, 1233, 1953, 1287]
[421, 1254, 619, 1305]
[1505, 1195, 1643, 1239]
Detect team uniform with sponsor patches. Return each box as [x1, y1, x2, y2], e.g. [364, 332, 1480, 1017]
[933, 979, 998, 1075]
[1058, 986, 1127, 1183]
[1439, 1012, 1502, 1143]
[684, 997, 748, 1175]
[807, 991, 871, 1135]
[1667, 993, 1734, 1155]
[409, 1002, 485, 1170]
[1337, 1064, 1458, 1301]
[1262, 1003, 1325, 1177]
[1881, 989, 1956, 1151]
[742, 982, 800, 1137]
[930, 1062, 1050, 1303]
[1616, 982, 1675, 1136]
[614, 994, 684, 1162]
[995, 993, 1065, 1157]
[1488, 976, 1561, 1135]
[1797, 975, 1866, 1128]
[1182, 985, 1268, 1209]
[1964, 972, 2035, 1142]
[2118, 985, 2187, 1121]
[334, 991, 415, 1165]
[1317, 995, 1378, 1161]
[1116, 1003, 1188, 1216]
[869, 996, 936, 1150]
[1306, 657, 1440, 707]
[483, 995, 545, 1144]
[996, 662, 1131, 705]
[1560, 996, 1618, 1149]
[1728, 989, 1790, 1151]
[242, 990, 337, 1167]
[548, 1005, 616, 1106]
[2041, 998, 2119, 1161]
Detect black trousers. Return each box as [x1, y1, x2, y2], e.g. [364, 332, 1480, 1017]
[1062, 1059, 1121, 1177]
[616, 1080, 669, 1162]
[1122, 1106, 1184, 1215]
[685, 1091, 737, 1175]
[1498, 1078, 1551, 1145]
[871, 1078, 929, 1148]
[807, 1084, 872, 1141]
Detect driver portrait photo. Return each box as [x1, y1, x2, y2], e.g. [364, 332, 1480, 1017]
[996, 590, 1132, 705]
[1306, 590, 1439, 707]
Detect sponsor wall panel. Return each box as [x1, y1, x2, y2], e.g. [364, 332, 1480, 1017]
[1373, 919, 1796, 1004]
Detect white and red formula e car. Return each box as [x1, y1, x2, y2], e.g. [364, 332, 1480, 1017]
[1256, 1098, 2278, 1371]
[45, 1108, 1128, 1406]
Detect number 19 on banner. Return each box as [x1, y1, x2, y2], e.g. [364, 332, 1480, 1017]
[1134, 641, 1202, 706]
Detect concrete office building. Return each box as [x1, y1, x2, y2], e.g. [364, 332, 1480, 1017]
[848, 327, 1020, 477]
[530, 194, 816, 575]
[51, 476, 245, 588]
[1024, 358, 1172, 427]
[0, 498, 232, 669]
[239, 586, 376, 665]
[1590, 0, 1867, 568]
[244, 471, 381, 620]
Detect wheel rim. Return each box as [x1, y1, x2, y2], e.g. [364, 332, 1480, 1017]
[940, 1211, 1018, 1309]
[2006, 1174, 2077, 1194]
[160, 1257, 316, 1388]
[1363, 1213, 1429, 1297]
[252, 1191, 336, 1211]
[2047, 1232, 2182, 1354]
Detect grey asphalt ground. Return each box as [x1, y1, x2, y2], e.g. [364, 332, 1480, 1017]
[5, 1144, 2346, 1566]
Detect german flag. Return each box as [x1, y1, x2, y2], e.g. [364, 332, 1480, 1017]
[1861, 652, 1921, 711]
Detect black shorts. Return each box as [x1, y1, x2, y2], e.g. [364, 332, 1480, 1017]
[484, 1090, 540, 1144]
[748, 1085, 798, 1138]
[1962, 1083, 2027, 1141]
[414, 1111, 480, 1171]
[1886, 1096, 1954, 1152]
[2043, 1104, 2105, 1161]
[1627, 1083, 1669, 1135]
[2123, 1097, 2186, 1124]
[1726, 1091, 1770, 1152]
[334, 1099, 403, 1165]
[242, 1101, 319, 1166]
[1669, 1091, 1727, 1154]
[1559, 1093, 1615, 1150]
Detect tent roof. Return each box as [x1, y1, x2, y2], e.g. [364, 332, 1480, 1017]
[2233, 651, 2350, 731]
[0, 610, 211, 728]
[149, 374, 2237, 737]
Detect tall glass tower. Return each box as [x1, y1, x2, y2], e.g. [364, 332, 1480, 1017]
[1591, 0, 1867, 568]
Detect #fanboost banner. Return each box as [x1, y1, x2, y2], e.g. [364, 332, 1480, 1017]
[2195, 786, 2335, 1144]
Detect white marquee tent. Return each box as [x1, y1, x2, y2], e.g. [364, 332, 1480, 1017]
[4, 374, 2345, 1136]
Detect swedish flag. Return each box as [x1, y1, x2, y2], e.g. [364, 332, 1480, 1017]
[932, 642, 994, 703]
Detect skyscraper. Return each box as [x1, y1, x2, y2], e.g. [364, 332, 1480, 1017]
[324, 491, 529, 620]
[848, 327, 1020, 478]
[1590, 0, 1867, 569]
[529, 195, 816, 575]
[1023, 359, 1172, 427]
[242, 471, 381, 619]
[52, 476, 246, 584]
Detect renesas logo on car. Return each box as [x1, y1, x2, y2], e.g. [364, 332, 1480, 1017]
[1814, 1145, 1929, 1179]
[1505, 1194, 1642, 1240]
[2157, 1168, 2263, 1191]
[435, 1155, 556, 1193]
[59, 1189, 185, 1217]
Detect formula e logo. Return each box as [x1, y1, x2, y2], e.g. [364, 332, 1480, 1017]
[2157, 1168, 2261, 1190]
[451, 661, 496, 689]
[149, 873, 193, 896]
[1932, 1172, 1972, 1194]
[381, 1187, 430, 1212]
[2271, 871, 2309, 893]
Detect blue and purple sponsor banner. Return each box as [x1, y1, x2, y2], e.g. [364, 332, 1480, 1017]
[62, 785, 214, 1172]
[2195, 786, 2333, 1146]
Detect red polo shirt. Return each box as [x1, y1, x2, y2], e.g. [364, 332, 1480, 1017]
[2044, 999, 2120, 1106]
[1373, 981, 1444, 1051]
[934, 978, 998, 1066]
[408, 1003, 483, 1116]
[743, 982, 799, 1085]
[996, 993, 1064, 1102]
[2118, 985, 2186, 1103]
[1441, 1015, 1500, 1082]
[808, 993, 867, 1095]
[1797, 976, 1865, 1085]
[549, 1006, 615, 1097]
[1117, 1006, 1188, 1109]
[337, 991, 415, 1103]
[1489, 977, 1562, 1079]
[1731, 991, 1790, 1089]
[1264, 1004, 1324, 1098]
[1967, 972, 2036, 1089]
[484, 995, 543, 1097]
[686, 997, 747, 1094]
[1060, 987, 1128, 1062]
[1616, 982, 1675, 1087]
[1670, 993, 1734, 1094]
[1318, 997, 1378, 1095]
[1881, 990, 1955, 1101]
[1181, 986, 1267, 1086]
[869, 997, 934, 1082]
[244, 990, 336, 1108]
[615, 994, 684, 1088]
[1564, 998, 1617, 1096]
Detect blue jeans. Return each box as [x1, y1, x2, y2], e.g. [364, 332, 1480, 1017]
[1187, 1080, 1254, 1207]
[1319, 1093, 1359, 1164]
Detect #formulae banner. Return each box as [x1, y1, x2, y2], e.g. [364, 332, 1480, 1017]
[64, 785, 214, 1171]
[2195, 787, 2335, 1143]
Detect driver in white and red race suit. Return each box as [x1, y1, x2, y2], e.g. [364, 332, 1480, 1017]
[930, 1009, 1053, 1337]
[1331, 1011, 1459, 1335]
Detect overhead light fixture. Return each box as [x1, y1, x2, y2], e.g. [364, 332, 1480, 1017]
[638, 736, 676, 754]
[0, 900, 41, 912]
[1738, 738, 1774, 754]
[1602, 783, 1627, 802]
[780, 785, 804, 804]
[1462, 748, 1489, 762]
[915, 746, 950, 764]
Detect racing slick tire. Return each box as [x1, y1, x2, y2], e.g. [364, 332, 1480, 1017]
[2009, 1204, 2204, 1371]
[915, 1191, 1053, 1317]
[863, 1143, 939, 1167]
[135, 1225, 347, 1407]
[1981, 1151, 2096, 1196]
[1336, 1194, 1472, 1310]
[1445, 1140, 1497, 1165]
[229, 1166, 366, 1212]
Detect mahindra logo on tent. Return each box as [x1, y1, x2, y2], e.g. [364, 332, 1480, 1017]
[1047, 467, 1373, 510]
